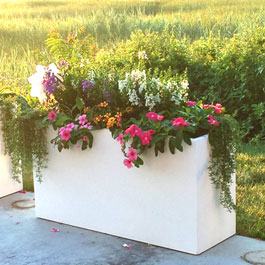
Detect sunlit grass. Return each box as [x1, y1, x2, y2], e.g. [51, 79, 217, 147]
[236, 143, 265, 240]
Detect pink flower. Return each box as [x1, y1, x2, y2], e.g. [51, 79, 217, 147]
[171, 117, 189, 129]
[148, 129, 155, 135]
[127, 148, 138, 161]
[83, 136, 88, 141]
[201, 104, 210, 109]
[124, 124, 142, 138]
[157, 115, 164, 121]
[48, 111, 56, 120]
[208, 115, 220, 126]
[140, 131, 153, 146]
[84, 123, 93, 130]
[78, 114, 88, 125]
[186, 101, 197, 107]
[123, 159, 133, 169]
[117, 133, 124, 145]
[146, 112, 164, 121]
[66, 123, 75, 131]
[59, 127, 65, 134]
[60, 128, 71, 141]
[117, 117, 122, 122]
[213, 103, 223, 114]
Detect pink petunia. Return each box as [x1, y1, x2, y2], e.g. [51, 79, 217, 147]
[83, 136, 88, 141]
[78, 114, 88, 125]
[60, 128, 71, 141]
[186, 101, 197, 107]
[66, 123, 75, 131]
[123, 159, 133, 169]
[127, 148, 138, 161]
[213, 103, 223, 114]
[201, 104, 210, 109]
[208, 115, 220, 126]
[140, 131, 152, 146]
[124, 124, 142, 138]
[48, 111, 56, 120]
[148, 129, 155, 135]
[146, 112, 164, 121]
[157, 115, 164, 121]
[59, 127, 65, 134]
[171, 117, 189, 129]
[117, 133, 124, 145]
[83, 122, 93, 130]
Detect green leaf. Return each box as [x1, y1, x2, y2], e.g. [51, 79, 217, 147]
[183, 133, 192, 146]
[169, 137, 176, 154]
[81, 141, 88, 150]
[175, 131, 183, 152]
[154, 146, 158, 156]
[55, 115, 70, 126]
[112, 128, 123, 139]
[75, 97, 84, 111]
[87, 132, 93, 148]
[135, 157, 144, 166]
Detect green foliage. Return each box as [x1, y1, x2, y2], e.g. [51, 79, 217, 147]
[236, 143, 265, 240]
[208, 115, 240, 211]
[0, 95, 47, 183]
[188, 28, 265, 141]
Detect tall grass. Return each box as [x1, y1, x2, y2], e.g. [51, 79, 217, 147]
[2, 0, 265, 87]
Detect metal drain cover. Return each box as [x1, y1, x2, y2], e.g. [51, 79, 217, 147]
[242, 250, 265, 265]
[12, 199, 35, 209]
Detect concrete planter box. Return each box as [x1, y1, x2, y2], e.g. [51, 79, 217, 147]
[34, 128, 235, 255]
[0, 118, 23, 198]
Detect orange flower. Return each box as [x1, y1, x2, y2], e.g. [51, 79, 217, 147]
[106, 117, 116, 128]
[97, 101, 108, 108]
[125, 107, 133, 113]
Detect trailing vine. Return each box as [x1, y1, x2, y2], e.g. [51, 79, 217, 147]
[0, 95, 47, 184]
[208, 115, 239, 211]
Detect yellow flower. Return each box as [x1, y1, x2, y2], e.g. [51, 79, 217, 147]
[106, 117, 116, 128]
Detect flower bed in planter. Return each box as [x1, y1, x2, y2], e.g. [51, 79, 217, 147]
[0, 118, 22, 198]
[34, 128, 235, 255]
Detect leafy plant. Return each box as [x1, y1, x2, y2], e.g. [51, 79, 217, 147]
[0, 94, 47, 183]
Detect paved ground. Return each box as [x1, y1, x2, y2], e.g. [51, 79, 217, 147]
[0, 192, 265, 265]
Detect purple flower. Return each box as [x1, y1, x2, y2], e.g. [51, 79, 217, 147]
[104, 90, 111, 103]
[82, 80, 94, 92]
[58, 60, 69, 69]
[42, 72, 57, 95]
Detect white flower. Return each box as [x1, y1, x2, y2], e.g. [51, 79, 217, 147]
[28, 65, 47, 103]
[28, 63, 61, 102]
[138, 51, 148, 60]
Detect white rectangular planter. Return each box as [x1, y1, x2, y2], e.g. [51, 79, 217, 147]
[34, 128, 235, 255]
[0, 117, 23, 198]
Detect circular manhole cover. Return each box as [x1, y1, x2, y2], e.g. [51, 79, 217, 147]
[242, 250, 265, 265]
[12, 199, 35, 209]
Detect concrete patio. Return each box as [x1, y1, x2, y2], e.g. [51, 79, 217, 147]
[0, 192, 264, 265]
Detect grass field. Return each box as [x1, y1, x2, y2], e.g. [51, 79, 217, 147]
[0, 0, 264, 240]
[2, 0, 265, 86]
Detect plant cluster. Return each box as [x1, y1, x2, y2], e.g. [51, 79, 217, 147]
[22, 28, 238, 210]
[0, 92, 47, 183]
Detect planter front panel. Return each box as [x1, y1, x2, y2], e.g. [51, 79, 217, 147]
[0, 119, 23, 198]
[34, 128, 235, 254]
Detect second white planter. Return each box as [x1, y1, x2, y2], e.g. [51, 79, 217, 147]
[34, 128, 236, 255]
